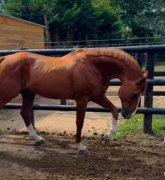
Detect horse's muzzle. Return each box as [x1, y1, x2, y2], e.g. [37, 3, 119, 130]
[121, 108, 132, 119]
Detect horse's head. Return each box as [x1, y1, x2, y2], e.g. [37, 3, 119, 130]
[118, 71, 148, 119]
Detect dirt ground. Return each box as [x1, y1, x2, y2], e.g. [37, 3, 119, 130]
[0, 132, 164, 180]
[0, 86, 165, 180]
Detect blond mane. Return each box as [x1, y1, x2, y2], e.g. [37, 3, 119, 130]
[72, 48, 142, 76]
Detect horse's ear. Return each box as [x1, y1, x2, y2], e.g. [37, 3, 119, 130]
[135, 76, 147, 94]
[143, 71, 148, 78]
[136, 70, 148, 88]
[135, 76, 147, 90]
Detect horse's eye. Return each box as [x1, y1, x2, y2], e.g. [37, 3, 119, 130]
[131, 92, 138, 98]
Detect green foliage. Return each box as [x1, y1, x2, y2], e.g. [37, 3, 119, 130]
[0, 0, 126, 43]
[152, 115, 165, 135]
[0, 0, 57, 24]
[114, 114, 165, 139]
[50, 0, 125, 41]
[111, 0, 165, 37]
[114, 114, 143, 138]
[0, 0, 164, 44]
[92, 0, 124, 39]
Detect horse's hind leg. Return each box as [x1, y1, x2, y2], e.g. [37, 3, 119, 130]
[20, 89, 44, 144]
[76, 98, 89, 154]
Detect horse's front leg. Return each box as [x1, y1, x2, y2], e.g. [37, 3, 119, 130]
[104, 117, 118, 140]
[93, 95, 118, 140]
[76, 98, 89, 155]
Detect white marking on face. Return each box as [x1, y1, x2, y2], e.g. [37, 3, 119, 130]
[132, 96, 141, 116]
[27, 124, 43, 142]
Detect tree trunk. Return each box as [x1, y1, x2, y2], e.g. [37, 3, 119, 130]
[66, 28, 72, 47]
[55, 27, 59, 47]
[43, 4, 50, 48]
[85, 34, 90, 46]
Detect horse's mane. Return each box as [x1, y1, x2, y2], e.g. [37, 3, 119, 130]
[0, 57, 5, 63]
[72, 48, 142, 76]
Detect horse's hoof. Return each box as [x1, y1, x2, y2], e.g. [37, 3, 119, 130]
[34, 139, 45, 146]
[78, 149, 89, 155]
[104, 134, 110, 141]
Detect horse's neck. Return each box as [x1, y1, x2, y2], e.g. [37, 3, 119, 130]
[93, 57, 143, 83]
[116, 67, 142, 83]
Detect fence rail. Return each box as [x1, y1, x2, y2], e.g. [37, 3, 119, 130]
[0, 44, 165, 56]
[3, 104, 165, 114]
[0, 44, 165, 134]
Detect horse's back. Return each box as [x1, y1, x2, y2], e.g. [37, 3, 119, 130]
[0, 50, 105, 101]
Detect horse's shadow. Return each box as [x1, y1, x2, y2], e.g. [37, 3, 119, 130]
[0, 134, 72, 150]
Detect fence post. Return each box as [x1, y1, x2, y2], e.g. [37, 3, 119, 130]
[136, 53, 143, 69]
[61, 100, 67, 105]
[136, 53, 143, 107]
[143, 52, 155, 134]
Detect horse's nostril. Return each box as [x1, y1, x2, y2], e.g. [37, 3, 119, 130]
[121, 108, 132, 119]
[126, 114, 132, 119]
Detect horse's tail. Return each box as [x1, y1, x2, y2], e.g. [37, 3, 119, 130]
[0, 57, 5, 63]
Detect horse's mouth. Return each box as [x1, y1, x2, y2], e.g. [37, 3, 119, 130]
[121, 108, 132, 119]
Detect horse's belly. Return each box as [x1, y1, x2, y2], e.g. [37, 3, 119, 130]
[27, 80, 73, 99]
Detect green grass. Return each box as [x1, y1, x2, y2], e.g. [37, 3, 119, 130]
[152, 115, 165, 135]
[142, 61, 165, 72]
[154, 62, 165, 71]
[114, 114, 165, 139]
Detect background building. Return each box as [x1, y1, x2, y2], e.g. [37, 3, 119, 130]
[0, 14, 45, 50]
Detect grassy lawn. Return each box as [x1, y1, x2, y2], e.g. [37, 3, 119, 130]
[154, 61, 165, 71]
[145, 61, 165, 79]
[142, 61, 165, 71]
[114, 114, 165, 139]
[154, 62, 165, 79]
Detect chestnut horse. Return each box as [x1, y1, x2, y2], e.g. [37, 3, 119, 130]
[0, 48, 147, 154]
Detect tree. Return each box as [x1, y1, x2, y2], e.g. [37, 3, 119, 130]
[92, 0, 126, 39]
[49, 0, 126, 45]
[4, 0, 163, 47]
[49, 0, 96, 43]
[0, 0, 59, 45]
[111, 0, 165, 38]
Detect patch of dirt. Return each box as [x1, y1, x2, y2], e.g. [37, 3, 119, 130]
[0, 132, 164, 180]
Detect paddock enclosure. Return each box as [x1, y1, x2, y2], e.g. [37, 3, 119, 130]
[1, 44, 165, 133]
[0, 14, 45, 50]
[0, 45, 165, 180]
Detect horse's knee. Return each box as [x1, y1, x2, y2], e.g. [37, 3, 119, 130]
[20, 109, 31, 118]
